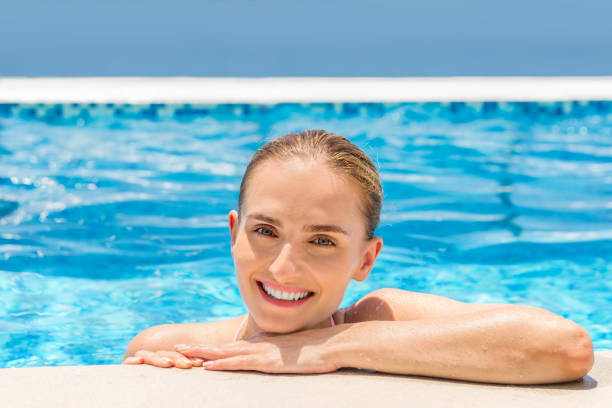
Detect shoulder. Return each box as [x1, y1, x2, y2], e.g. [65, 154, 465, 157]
[342, 288, 507, 323]
[125, 315, 247, 356]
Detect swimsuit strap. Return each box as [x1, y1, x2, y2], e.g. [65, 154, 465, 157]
[233, 313, 336, 342]
[233, 314, 249, 342]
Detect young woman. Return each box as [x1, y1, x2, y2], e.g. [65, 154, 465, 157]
[123, 129, 594, 384]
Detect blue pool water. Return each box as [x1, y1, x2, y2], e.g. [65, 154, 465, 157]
[0, 101, 611, 368]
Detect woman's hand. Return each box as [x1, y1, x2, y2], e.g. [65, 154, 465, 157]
[123, 350, 205, 369]
[174, 330, 340, 374]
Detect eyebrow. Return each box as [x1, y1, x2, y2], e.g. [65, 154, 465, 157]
[249, 213, 281, 226]
[305, 224, 348, 235]
[247, 213, 348, 235]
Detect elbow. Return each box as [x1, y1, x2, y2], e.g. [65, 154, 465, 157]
[516, 307, 594, 383]
[123, 324, 166, 360]
[533, 320, 595, 383]
[124, 332, 145, 360]
[559, 324, 594, 381]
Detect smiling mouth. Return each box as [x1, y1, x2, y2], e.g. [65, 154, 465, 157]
[256, 280, 315, 304]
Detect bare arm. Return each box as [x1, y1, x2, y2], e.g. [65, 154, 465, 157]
[124, 324, 191, 360]
[177, 289, 594, 383]
[326, 288, 594, 384]
[327, 305, 593, 384]
[123, 318, 241, 367]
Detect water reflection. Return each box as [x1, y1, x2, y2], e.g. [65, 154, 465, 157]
[493, 131, 525, 238]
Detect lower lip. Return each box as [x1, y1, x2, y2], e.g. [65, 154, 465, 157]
[256, 281, 314, 308]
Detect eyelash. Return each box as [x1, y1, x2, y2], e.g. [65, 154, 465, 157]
[253, 226, 336, 247]
[254, 226, 276, 238]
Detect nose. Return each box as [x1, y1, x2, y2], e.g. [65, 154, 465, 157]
[268, 243, 298, 282]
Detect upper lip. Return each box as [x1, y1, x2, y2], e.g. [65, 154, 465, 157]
[257, 279, 313, 293]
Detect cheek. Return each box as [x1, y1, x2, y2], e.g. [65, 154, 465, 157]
[232, 240, 258, 297]
[232, 233, 278, 279]
[310, 251, 355, 286]
[232, 235, 258, 271]
[316, 247, 354, 269]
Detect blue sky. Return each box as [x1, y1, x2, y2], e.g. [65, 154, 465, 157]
[1, 0, 611, 76]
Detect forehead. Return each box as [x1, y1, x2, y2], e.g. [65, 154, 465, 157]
[242, 158, 364, 229]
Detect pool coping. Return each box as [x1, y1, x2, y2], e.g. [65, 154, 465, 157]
[2, 77, 612, 103]
[1, 350, 611, 407]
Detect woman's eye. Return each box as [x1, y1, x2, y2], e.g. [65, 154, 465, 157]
[313, 237, 335, 247]
[255, 227, 275, 237]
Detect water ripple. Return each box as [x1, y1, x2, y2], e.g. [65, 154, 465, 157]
[1, 102, 611, 367]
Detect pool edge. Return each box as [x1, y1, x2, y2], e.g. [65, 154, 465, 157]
[0, 351, 610, 407]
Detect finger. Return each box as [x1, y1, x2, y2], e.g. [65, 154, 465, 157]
[169, 353, 195, 369]
[135, 350, 174, 368]
[175, 343, 250, 359]
[123, 356, 144, 365]
[190, 357, 205, 367]
[154, 350, 195, 369]
[202, 355, 261, 372]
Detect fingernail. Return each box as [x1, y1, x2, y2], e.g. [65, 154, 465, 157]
[202, 361, 213, 367]
[161, 357, 172, 363]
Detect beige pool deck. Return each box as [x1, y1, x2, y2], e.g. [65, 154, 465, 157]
[0, 351, 610, 407]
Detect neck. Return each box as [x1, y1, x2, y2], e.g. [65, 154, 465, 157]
[239, 312, 335, 340]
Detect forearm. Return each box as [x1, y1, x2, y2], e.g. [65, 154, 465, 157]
[324, 306, 594, 384]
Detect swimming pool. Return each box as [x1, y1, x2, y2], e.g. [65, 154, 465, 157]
[0, 101, 610, 368]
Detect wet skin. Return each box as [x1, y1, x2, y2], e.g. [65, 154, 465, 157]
[228, 157, 382, 337]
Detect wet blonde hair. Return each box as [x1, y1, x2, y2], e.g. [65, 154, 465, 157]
[238, 130, 382, 239]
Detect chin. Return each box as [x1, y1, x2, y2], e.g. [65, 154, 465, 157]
[254, 315, 305, 334]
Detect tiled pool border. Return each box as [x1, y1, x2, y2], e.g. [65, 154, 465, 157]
[2, 77, 612, 103]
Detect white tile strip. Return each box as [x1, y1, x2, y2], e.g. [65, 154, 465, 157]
[2, 77, 612, 103]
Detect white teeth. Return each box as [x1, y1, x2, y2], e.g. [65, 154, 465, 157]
[261, 282, 311, 301]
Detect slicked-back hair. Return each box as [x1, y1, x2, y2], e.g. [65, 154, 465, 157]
[238, 130, 382, 240]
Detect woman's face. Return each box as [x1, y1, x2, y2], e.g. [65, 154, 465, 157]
[229, 157, 382, 333]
